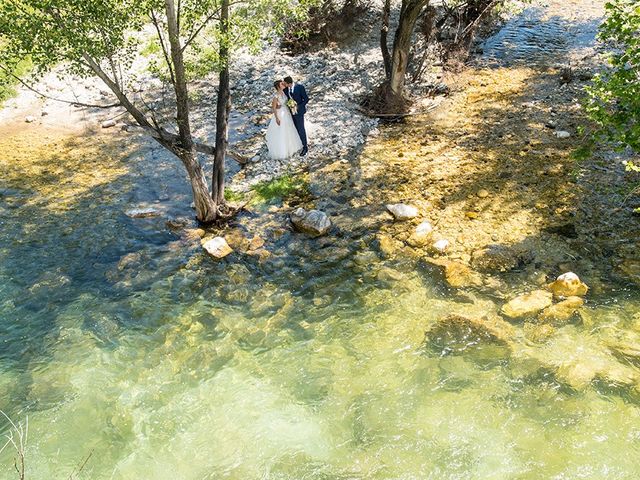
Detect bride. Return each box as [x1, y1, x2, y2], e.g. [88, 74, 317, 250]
[266, 80, 303, 160]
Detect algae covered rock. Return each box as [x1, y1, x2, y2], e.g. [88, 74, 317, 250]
[501, 290, 553, 319]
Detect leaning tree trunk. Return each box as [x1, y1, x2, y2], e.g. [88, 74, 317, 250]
[380, 0, 430, 112]
[381, 0, 392, 78]
[212, 0, 231, 206]
[165, 0, 217, 223]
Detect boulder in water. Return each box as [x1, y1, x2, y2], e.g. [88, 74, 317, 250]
[386, 203, 419, 221]
[538, 296, 584, 325]
[547, 272, 588, 298]
[202, 237, 233, 259]
[424, 314, 514, 356]
[424, 258, 482, 288]
[290, 208, 331, 237]
[501, 290, 553, 319]
[471, 244, 531, 272]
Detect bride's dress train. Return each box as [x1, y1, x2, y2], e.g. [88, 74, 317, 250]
[266, 93, 303, 160]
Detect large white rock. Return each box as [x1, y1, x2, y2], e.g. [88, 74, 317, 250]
[554, 130, 571, 139]
[290, 208, 331, 237]
[102, 119, 117, 128]
[202, 237, 233, 259]
[386, 203, 419, 221]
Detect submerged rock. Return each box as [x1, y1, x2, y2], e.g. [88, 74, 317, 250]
[538, 296, 584, 325]
[202, 237, 233, 259]
[386, 203, 418, 221]
[501, 290, 553, 319]
[290, 208, 331, 237]
[424, 258, 483, 288]
[424, 314, 514, 356]
[524, 322, 556, 343]
[547, 272, 588, 298]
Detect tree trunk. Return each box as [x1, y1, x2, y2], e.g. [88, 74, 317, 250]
[381, 0, 392, 79]
[212, 0, 231, 206]
[179, 150, 217, 223]
[388, 0, 430, 100]
[164, 0, 217, 223]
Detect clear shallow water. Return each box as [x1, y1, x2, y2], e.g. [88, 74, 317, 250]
[1, 127, 640, 480]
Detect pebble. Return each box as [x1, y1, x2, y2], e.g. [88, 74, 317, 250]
[25, 116, 36, 123]
[102, 120, 117, 128]
[554, 130, 571, 138]
[477, 189, 490, 198]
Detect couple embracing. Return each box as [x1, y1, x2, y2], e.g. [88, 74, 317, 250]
[266, 76, 309, 160]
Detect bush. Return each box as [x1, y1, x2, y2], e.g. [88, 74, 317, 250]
[585, 0, 640, 152]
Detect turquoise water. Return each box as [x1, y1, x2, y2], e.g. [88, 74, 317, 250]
[1, 128, 640, 479]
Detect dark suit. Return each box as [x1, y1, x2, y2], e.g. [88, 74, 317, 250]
[285, 83, 309, 150]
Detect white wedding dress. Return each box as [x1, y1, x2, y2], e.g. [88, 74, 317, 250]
[266, 92, 303, 160]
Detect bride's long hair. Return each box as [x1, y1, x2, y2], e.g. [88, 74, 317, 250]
[273, 80, 283, 91]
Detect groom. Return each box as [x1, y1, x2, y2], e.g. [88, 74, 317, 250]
[284, 76, 309, 156]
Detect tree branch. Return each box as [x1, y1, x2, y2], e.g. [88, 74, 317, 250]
[0, 64, 121, 109]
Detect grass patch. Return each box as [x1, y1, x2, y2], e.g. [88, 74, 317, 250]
[224, 189, 246, 202]
[251, 173, 311, 205]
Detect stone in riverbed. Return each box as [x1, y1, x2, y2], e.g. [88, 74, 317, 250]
[430, 239, 450, 254]
[102, 119, 117, 128]
[25, 116, 36, 123]
[424, 258, 482, 288]
[424, 314, 514, 356]
[547, 272, 588, 298]
[471, 244, 531, 272]
[407, 221, 434, 247]
[290, 208, 331, 237]
[538, 296, 584, 325]
[201, 237, 233, 259]
[554, 130, 571, 139]
[501, 290, 553, 319]
[125, 207, 161, 218]
[386, 203, 418, 221]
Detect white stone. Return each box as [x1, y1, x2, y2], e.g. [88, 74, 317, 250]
[554, 130, 571, 138]
[202, 237, 233, 259]
[125, 207, 160, 218]
[386, 203, 419, 221]
[432, 239, 450, 253]
[102, 119, 117, 128]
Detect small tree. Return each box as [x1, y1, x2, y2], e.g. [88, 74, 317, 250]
[0, 0, 316, 224]
[585, 0, 640, 152]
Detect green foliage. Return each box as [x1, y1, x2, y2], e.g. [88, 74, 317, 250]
[585, 0, 640, 152]
[252, 174, 310, 204]
[0, 55, 32, 104]
[224, 189, 246, 202]
[0, 0, 320, 87]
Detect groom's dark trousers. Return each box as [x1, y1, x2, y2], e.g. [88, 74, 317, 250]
[285, 84, 309, 150]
